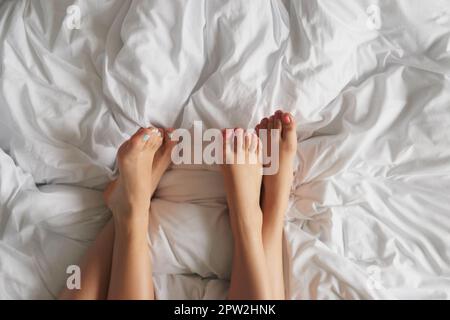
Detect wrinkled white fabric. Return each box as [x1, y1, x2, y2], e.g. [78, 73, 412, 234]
[0, 0, 449, 299]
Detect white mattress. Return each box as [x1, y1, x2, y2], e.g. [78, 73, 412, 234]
[1, 0, 449, 299]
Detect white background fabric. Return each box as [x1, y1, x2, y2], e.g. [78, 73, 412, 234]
[0, 0, 449, 299]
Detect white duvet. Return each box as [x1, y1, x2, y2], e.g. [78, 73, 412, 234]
[0, 0, 449, 299]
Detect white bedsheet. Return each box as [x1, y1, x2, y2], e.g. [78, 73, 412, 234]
[1, 0, 449, 299]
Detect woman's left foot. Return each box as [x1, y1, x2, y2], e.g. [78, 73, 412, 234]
[221, 128, 272, 299]
[104, 128, 178, 211]
[221, 128, 264, 231]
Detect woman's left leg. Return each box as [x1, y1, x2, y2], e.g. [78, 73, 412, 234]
[221, 128, 272, 300]
[59, 128, 176, 300]
[59, 219, 114, 300]
[105, 127, 162, 299]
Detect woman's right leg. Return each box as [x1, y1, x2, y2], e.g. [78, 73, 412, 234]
[221, 128, 272, 300]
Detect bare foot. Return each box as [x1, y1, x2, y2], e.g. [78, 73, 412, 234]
[103, 127, 162, 220]
[104, 128, 178, 211]
[221, 128, 263, 232]
[256, 110, 297, 226]
[149, 128, 178, 196]
[256, 110, 297, 300]
[221, 128, 272, 300]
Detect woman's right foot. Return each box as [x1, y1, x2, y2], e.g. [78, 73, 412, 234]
[149, 128, 178, 196]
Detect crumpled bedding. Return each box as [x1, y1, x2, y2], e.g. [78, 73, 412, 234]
[0, 0, 449, 299]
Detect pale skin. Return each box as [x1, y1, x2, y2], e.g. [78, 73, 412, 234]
[59, 127, 177, 300]
[59, 111, 297, 300]
[224, 110, 297, 300]
[257, 110, 297, 299]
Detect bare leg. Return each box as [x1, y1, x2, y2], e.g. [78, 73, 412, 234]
[221, 128, 272, 300]
[105, 127, 163, 299]
[59, 219, 114, 300]
[59, 128, 176, 300]
[256, 111, 297, 300]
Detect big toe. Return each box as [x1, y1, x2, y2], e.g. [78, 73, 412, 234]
[281, 112, 297, 149]
[126, 127, 160, 152]
[144, 127, 163, 150]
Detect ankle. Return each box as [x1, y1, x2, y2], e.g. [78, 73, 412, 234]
[113, 210, 148, 232]
[230, 207, 263, 236]
[232, 225, 263, 249]
[261, 197, 288, 214]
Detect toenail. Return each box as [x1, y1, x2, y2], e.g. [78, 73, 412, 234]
[225, 129, 233, 139]
[283, 114, 291, 124]
[142, 134, 150, 142]
[149, 128, 160, 136]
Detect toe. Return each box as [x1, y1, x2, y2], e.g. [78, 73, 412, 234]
[274, 113, 282, 131]
[260, 117, 269, 130]
[223, 128, 233, 148]
[233, 128, 246, 164]
[157, 128, 165, 140]
[250, 132, 259, 153]
[159, 128, 177, 156]
[258, 118, 269, 141]
[244, 131, 252, 150]
[281, 112, 297, 150]
[281, 113, 295, 134]
[142, 127, 162, 150]
[222, 128, 235, 164]
[165, 128, 178, 145]
[126, 127, 151, 153]
[275, 110, 283, 120]
[247, 132, 260, 164]
[268, 116, 275, 130]
[233, 128, 245, 151]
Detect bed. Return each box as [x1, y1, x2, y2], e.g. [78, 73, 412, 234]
[0, 0, 449, 299]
